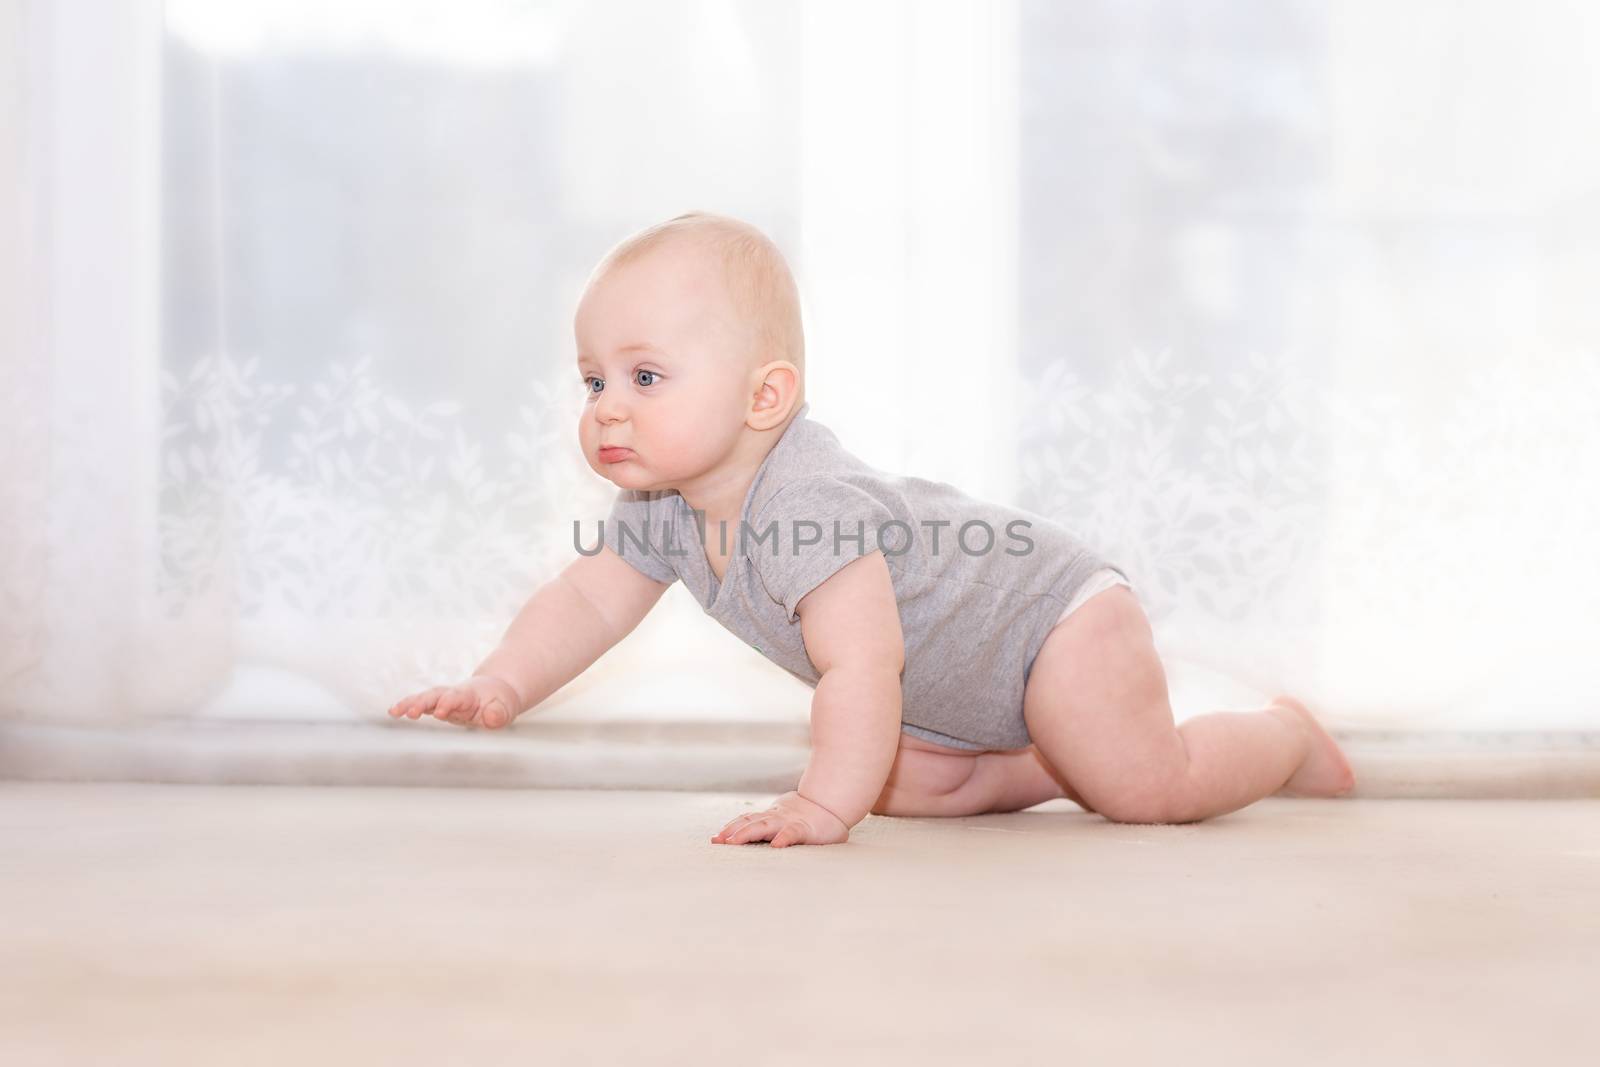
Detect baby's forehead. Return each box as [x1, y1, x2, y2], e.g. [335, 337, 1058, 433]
[579, 226, 784, 364]
[647, 235, 755, 294]
[620, 244, 762, 323]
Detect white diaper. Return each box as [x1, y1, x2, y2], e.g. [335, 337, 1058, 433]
[1053, 568, 1132, 627]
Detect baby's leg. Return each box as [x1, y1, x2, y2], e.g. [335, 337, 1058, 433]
[969, 746, 1096, 814]
[871, 743, 1092, 817]
[870, 746, 984, 816]
[1021, 586, 1354, 824]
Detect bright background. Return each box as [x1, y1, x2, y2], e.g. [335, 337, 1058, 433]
[5, 0, 1599, 740]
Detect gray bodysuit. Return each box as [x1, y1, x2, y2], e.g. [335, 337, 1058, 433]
[597, 401, 1129, 751]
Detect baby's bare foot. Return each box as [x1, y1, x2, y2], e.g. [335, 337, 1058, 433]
[1266, 694, 1356, 798]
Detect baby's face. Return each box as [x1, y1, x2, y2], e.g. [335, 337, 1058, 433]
[575, 243, 756, 492]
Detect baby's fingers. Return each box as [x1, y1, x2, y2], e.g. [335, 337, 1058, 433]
[715, 813, 780, 845]
[432, 688, 478, 723]
[769, 823, 805, 848]
[712, 812, 760, 842]
[389, 687, 443, 720]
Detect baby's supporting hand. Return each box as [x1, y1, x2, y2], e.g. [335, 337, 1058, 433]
[386, 675, 523, 730]
[710, 790, 852, 848]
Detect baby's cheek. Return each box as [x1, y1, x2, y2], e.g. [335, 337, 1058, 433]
[656, 432, 699, 467]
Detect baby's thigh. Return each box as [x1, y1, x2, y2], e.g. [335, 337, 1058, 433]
[1021, 585, 1185, 812]
[870, 744, 981, 816]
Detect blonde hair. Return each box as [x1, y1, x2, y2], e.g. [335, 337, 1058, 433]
[589, 212, 805, 396]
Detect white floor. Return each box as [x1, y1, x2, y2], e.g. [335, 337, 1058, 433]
[2, 783, 1598, 1066]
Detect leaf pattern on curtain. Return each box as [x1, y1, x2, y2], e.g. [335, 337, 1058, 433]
[1017, 345, 1600, 724]
[153, 351, 615, 715]
[136, 340, 1600, 728]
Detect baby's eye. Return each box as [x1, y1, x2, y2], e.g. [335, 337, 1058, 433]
[634, 369, 659, 388]
[582, 375, 603, 395]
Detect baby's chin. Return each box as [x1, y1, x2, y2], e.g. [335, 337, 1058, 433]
[602, 462, 663, 492]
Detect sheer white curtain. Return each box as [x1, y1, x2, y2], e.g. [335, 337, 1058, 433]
[4, 0, 1598, 749]
[1010, 1, 1600, 730]
[5, 0, 168, 722]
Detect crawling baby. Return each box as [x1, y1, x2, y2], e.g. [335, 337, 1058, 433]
[387, 211, 1356, 847]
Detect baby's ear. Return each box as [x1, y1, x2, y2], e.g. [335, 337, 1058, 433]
[748, 363, 801, 428]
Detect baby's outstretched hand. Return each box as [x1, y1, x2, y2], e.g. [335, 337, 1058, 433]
[710, 790, 851, 848]
[386, 676, 521, 730]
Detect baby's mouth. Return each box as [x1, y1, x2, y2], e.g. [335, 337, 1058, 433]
[598, 446, 634, 464]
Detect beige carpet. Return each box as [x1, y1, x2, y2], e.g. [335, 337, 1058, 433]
[2, 783, 1597, 1066]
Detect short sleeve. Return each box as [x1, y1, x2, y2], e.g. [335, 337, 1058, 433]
[747, 477, 902, 623]
[601, 488, 680, 585]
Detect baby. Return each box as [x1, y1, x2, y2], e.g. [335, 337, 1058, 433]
[387, 211, 1356, 847]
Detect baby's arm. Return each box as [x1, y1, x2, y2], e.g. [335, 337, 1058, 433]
[388, 545, 672, 728]
[711, 549, 904, 846]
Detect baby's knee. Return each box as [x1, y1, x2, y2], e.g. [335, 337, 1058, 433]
[1089, 778, 1206, 825]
